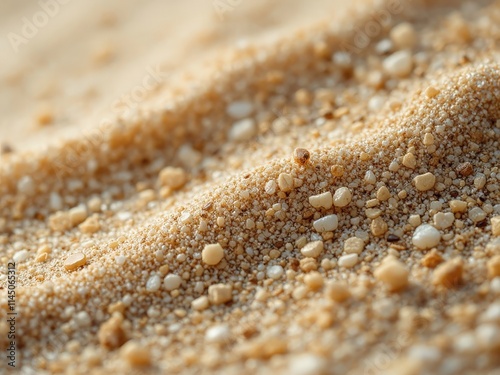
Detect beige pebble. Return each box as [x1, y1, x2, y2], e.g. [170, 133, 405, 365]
[344, 237, 365, 254]
[202, 243, 224, 265]
[491, 216, 500, 236]
[408, 214, 422, 227]
[423, 133, 435, 145]
[433, 212, 454, 230]
[338, 254, 358, 268]
[277, 173, 294, 192]
[450, 200, 467, 213]
[469, 207, 486, 223]
[309, 191, 333, 209]
[69, 205, 88, 226]
[64, 253, 87, 271]
[331, 165, 344, 177]
[413, 172, 436, 191]
[366, 208, 382, 219]
[191, 296, 209, 311]
[371, 217, 388, 237]
[158, 167, 187, 190]
[208, 283, 233, 305]
[313, 214, 338, 232]
[390, 22, 417, 50]
[402, 153, 417, 169]
[383, 50, 413, 78]
[325, 281, 350, 302]
[333, 187, 352, 207]
[376, 186, 391, 201]
[374, 257, 409, 292]
[120, 341, 151, 367]
[304, 272, 324, 291]
[301, 241, 324, 258]
[433, 258, 463, 288]
[79, 215, 100, 234]
[425, 86, 440, 98]
[487, 255, 500, 279]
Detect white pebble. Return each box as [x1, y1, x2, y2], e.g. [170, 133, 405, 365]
[226, 101, 253, 118]
[146, 275, 161, 292]
[205, 324, 231, 343]
[267, 265, 284, 280]
[412, 224, 441, 250]
[309, 192, 333, 209]
[338, 254, 358, 268]
[383, 50, 413, 78]
[287, 354, 328, 375]
[164, 274, 182, 291]
[313, 214, 338, 232]
[301, 241, 324, 258]
[229, 118, 256, 142]
[469, 207, 486, 223]
[13, 250, 30, 263]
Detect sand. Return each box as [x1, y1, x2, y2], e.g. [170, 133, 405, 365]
[1, 0, 500, 374]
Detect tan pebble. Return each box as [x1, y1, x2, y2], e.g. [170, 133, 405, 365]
[423, 133, 435, 146]
[202, 243, 224, 265]
[35, 253, 48, 263]
[292, 285, 308, 300]
[191, 296, 209, 311]
[383, 50, 413, 78]
[376, 186, 391, 201]
[79, 215, 100, 234]
[301, 241, 324, 258]
[487, 255, 500, 279]
[293, 148, 310, 166]
[333, 187, 352, 207]
[344, 237, 365, 254]
[433, 212, 454, 230]
[98, 313, 128, 349]
[325, 281, 350, 302]
[69, 205, 88, 226]
[309, 192, 333, 209]
[366, 199, 379, 208]
[425, 86, 440, 98]
[120, 341, 151, 367]
[277, 173, 294, 192]
[433, 258, 463, 288]
[374, 257, 409, 292]
[64, 253, 87, 271]
[300, 257, 318, 272]
[456, 162, 473, 177]
[450, 200, 467, 213]
[469, 207, 486, 223]
[208, 283, 232, 305]
[330, 165, 344, 177]
[390, 22, 417, 49]
[158, 167, 187, 190]
[402, 153, 417, 169]
[371, 217, 388, 237]
[408, 214, 421, 227]
[413, 172, 436, 191]
[421, 249, 443, 268]
[491, 216, 500, 236]
[366, 208, 382, 219]
[338, 254, 358, 268]
[304, 272, 324, 291]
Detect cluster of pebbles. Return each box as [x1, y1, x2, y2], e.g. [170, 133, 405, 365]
[1, 0, 500, 374]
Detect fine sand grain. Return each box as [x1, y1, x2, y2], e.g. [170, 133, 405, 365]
[1, 0, 500, 374]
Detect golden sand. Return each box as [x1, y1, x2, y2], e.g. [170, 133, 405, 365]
[1, 0, 500, 374]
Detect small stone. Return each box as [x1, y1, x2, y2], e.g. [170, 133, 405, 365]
[469, 207, 486, 223]
[98, 313, 128, 349]
[277, 173, 294, 192]
[390, 22, 417, 50]
[425, 86, 440, 98]
[287, 353, 328, 375]
[145, 274, 161, 292]
[226, 100, 253, 118]
[325, 281, 350, 302]
[64, 253, 87, 271]
[450, 200, 467, 213]
[412, 224, 441, 250]
[433, 258, 463, 288]
[301, 241, 324, 258]
[313, 214, 338, 232]
[202, 243, 224, 265]
[338, 254, 358, 268]
[402, 153, 417, 169]
[158, 167, 187, 190]
[376, 186, 391, 201]
[408, 214, 422, 227]
[330, 165, 344, 177]
[487, 255, 500, 279]
[229, 118, 256, 142]
[433, 212, 455, 230]
[456, 162, 473, 177]
[344, 237, 365, 254]
[300, 257, 318, 272]
[120, 341, 151, 367]
[371, 217, 388, 237]
[309, 192, 333, 209]
[423, 133, 435, 146]
[69, 205, 88, 226]
[333, 187, 352, 207]
[265, 180, 277, 195]
[267, 265, 284, 280]
[383, 50, 413, 78]
[79, 215, 100, 234]
[293, 148, 310, 166]
[364, 170, 377, 185]
[163, 274, 182, 291]
[374, 257, 409, 292]
[205, 324, 231, 344]
[413, 172, 436, 191]
[303, 271, 324, 291]
[421, 249, 443, 268]
[208, 283, 232, 305]
[13, 250, 30, 263]
[491, 216, 500, 236]
[191, 296, 209, 311]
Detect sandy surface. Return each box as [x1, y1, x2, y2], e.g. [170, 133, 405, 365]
[1, 0, 500, 374]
